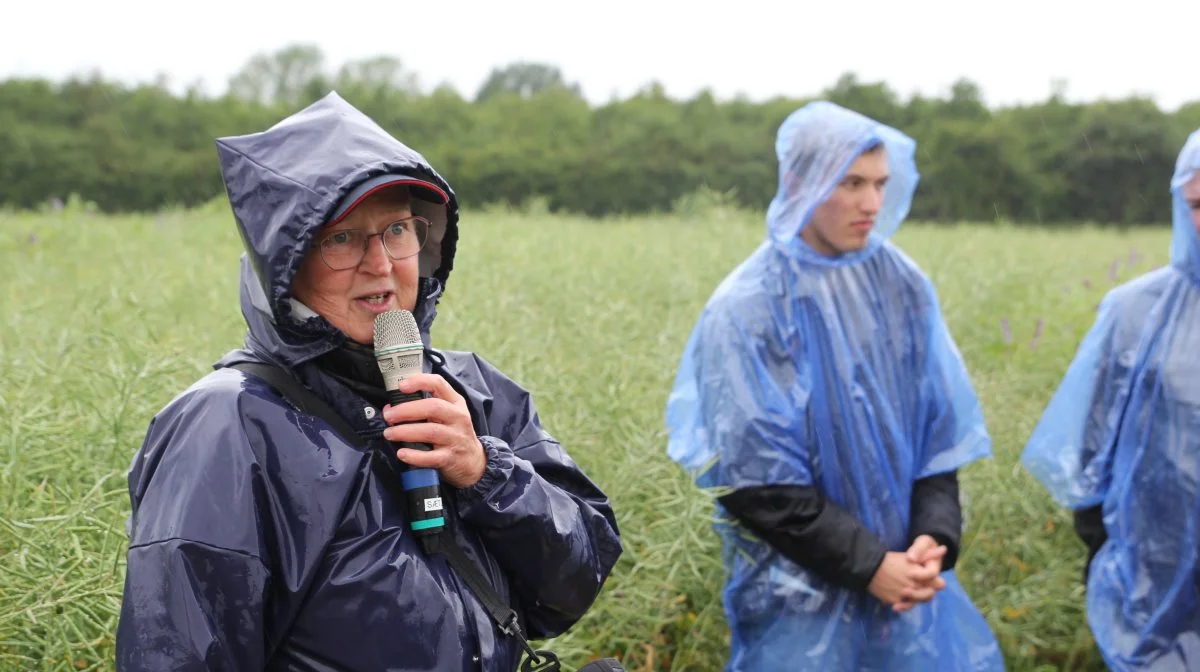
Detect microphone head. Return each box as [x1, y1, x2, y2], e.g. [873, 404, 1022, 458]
[373, 310, 423, 392]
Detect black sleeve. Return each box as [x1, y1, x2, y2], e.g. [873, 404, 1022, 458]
[717, 485, 889, 592]
[1073, 505, 1107, 585]
[909, 471, 963, 571]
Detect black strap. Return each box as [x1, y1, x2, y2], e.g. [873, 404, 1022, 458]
[427, 536, 560, 671]
[231, 361, 368, 448]
[228, 361, 560, 671]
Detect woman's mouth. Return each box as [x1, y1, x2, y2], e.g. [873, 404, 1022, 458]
[355, 292, 395, 313]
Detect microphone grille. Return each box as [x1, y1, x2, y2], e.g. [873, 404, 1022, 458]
[374, 310, 421, 350]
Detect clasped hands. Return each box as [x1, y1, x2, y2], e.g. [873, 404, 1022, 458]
[867, 534, 948, 613]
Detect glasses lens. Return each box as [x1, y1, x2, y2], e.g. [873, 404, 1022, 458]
[317, 218, 431, 270]
[320, 230, 366, 270]
[383, 217, 430, 260]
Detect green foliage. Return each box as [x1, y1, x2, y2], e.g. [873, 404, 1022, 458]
[1, 44, 1196, 225]
[670, 185, 743, 218]
[0, 203, 1173, 670]
[474, 62, 582, 103]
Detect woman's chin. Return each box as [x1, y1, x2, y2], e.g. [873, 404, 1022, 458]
[340, 314, 381, 346]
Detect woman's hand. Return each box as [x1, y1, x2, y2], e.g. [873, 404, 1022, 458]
[381, 373, 486, 489]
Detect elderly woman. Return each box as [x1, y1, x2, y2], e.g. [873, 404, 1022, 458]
[115, 92, 623, 671]
[1022, 128, 1200, 671]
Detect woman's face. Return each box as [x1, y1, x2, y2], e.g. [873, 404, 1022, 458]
[291, 187, 422, 345]
[1185, 174, 1200, 237]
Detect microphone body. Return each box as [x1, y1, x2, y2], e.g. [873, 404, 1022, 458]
[374, 310, 445, 538]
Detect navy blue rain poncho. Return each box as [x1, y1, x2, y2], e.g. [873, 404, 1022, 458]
[664, 101, 1004, 671]
[115, 92, 623, 671]
[1021, 129, 1200, 671]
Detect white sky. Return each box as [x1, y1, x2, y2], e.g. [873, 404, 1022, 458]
[3, 0, 1196, 110]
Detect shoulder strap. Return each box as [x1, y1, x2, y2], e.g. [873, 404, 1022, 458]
[228, 360, 562, 671]
[426, 536, 561, 671]
[228, 360, 367, 662]
[229, 361, 366, 448]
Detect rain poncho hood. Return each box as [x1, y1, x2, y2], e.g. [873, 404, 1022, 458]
[665, 101, 1003, 671]
[221, 90, 457, 361]
[1021, 129, 1200, 671]
[116, 92, 622, 671]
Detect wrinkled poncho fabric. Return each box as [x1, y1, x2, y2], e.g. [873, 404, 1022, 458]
[115, 92, 623, 671]
[665, 101, 1003, 671]
[1022, 129, 1200, 671]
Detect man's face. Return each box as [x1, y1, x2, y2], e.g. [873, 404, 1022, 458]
[291, 186, 422, 345]
[1184, 174, 1200, 237]
[802, 147, 889, 257]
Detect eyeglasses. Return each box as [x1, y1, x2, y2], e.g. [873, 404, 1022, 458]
[316, 216, 431, 270]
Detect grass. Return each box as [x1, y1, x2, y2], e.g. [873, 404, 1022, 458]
[0, 197, 1172, 671]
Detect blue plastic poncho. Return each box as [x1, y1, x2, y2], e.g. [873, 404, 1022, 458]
[1021, 129, 1200, 671]
[665, 101, 1004, 671]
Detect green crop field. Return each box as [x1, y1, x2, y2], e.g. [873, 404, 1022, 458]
[0, 198, 1172, 671]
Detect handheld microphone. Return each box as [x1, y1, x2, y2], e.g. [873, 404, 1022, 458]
[374, 309, 445, 538]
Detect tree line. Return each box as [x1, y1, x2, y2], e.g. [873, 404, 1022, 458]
[3, 44, 1198, 225]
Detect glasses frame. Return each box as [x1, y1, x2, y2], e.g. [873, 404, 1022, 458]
[316, 215, 432, 271]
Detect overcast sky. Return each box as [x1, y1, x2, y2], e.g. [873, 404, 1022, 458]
[3, 0, 1195, 110]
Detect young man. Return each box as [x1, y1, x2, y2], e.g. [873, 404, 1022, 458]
[1021, 129, 1200, 671]
[664, 101, 1004, 671]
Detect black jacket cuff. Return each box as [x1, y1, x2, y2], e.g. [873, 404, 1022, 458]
[717, 485, 889, 591]
[909, 471, 963, 571]
[1073, 505, 1106, 585]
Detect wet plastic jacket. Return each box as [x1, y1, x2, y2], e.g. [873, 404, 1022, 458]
[115, 92, 623, 672]
[1022, 129, 1200, 671]
[664, 101, 1004, 671]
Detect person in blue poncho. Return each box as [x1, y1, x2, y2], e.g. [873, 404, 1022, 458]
[115, 92, 623, 671]
[664, 101, 1005, 671]
[1021, 129, 1200, 671]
